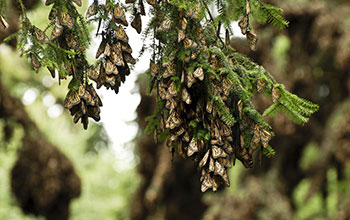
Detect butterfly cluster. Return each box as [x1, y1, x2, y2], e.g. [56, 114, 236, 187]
[41, 0, 103, 129]
[64, 84, 102, 129]
[146, 2, 274, 192]
[86, 2, 136, 94]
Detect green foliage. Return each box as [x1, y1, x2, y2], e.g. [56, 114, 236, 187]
[0, 0, 7, 16]
[251, 0, 289, 29]
[263, 85, 319, 125]
[262, 145, 275, 157]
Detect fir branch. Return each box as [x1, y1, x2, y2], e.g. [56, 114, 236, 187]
[254, 0, 289, 29]
[262, 145, 275, 157]
[213, 95, 236, 126]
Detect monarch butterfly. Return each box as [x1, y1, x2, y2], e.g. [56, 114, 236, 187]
[183, 38, 198, 49]
[86, 2, 98, 19]
[66, 34, 81, 49]
[82, 115, 89, 130]
[178, 29, 185, 42]
[181, 88, 191, 104]
[182, 131, 190, 142]
[121, 42, 133, 54]
[87, 106, 101, 121]
[163, 63, 175, 78]
[77, 84, 85, 98]
[272, 87, 281, 103]
[214, 160, 225, 177]
[251, 124, 261, 145]
[80, 101, 87, 114]
[86, 84, 103, 106]
[123, 52, 136, 64]
[236, 147, 253, 168]
[47, 67, 56, 78]
[112, 64, 119, 75]
[51, 21, 63, 40]
[73, 110, 83, 123]
[105, 74, 116, 86]
[180, 17, 188, 30]
[238, 15, 249, 35]
[96, 40, 106, 59]
[45, 0, 54, 6]
[146, 0, 157, 5]
[150, 60, 159, 77]
[105, 60, 115, 74]
[166, 111, 182, 130]
[214, 124, 222, 140]
[131, 13, 142, 34]
[157, 19, 171, 32]
[222, 141, 234, 154]
[72, 0, 81, 7]
[201, 172, 213, 192]
[33, 26, 49, 43]
[186, 70, 196, 88]
[193, 67, 204, 81]
[112, 43, 125, 66]
[211, 55, 221, 70]
[199, 150, 210, 168]
[158, 86, 167, 100]
[221, 124, 231, 137]
[186, 5, 200, 19]
[247, 31, 258, 51]
[187, 138, 198, 157]
[165, 98, 177, 111]
[113, 5, 128, 26]
[260, 129, 271, 148]
[218, 157, 232, 168]
[167, 81, 178, 98]
[257, 79, 266, 93]
[64, 90, 81, 109]
[48, 8, 58, 21]
[115, 25, 129, 42]
[208, 157, 215, 172]
[30, 53, 41, 73]
[88, 67, 99, 81]
[60, 11, 73, 28]
[240, 134, 245, 147]
[223, 77, 233, 91]
[206, 100, 213, 113]
[211, 145, 228, 159]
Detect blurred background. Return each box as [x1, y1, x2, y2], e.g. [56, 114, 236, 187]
[1, 0, 350, 220]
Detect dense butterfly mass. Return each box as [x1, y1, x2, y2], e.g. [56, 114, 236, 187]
[86, 2, 136, 94]
[146, 1, 276, 191]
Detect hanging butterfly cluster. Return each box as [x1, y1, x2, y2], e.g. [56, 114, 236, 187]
[64, 84, 102, 129]
[45, 0, 103, 129]
[85, 2, 137, 94]
[146, 1, 274, 192]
